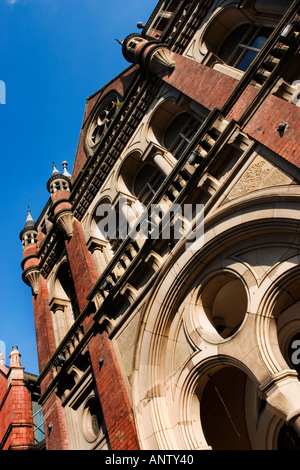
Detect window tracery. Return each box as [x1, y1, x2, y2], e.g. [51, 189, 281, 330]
[85, 92, 122, 155]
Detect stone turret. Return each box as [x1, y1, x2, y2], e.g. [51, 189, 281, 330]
[20, 209, 40, 296]
[47, 162, 73, 238]
[122, 33, 175, 76]
[9, 346, 22, 368]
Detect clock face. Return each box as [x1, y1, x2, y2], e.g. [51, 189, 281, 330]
[86, 93, 121, 154]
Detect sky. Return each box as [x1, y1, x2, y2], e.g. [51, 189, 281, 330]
[0, 0, 157, 374]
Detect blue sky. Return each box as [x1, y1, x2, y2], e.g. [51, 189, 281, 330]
[0, 0, 157, 374]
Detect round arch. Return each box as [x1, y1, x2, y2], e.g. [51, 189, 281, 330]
[132, 185, 300, 450]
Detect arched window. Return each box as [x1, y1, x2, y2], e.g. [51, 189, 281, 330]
[218, 23, 273, 72]
[56, 263, 80, 321]
[133, 163, 164, 205]
[164, 112, 202, 158]
[50, 261, 80, 346]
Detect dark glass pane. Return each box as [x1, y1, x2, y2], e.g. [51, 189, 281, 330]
[252, 34, 268, 50]
[218, 24, 251, 63]
[164, 113, 191, 149]
[236, 48, 258, 71]
[134, 164, 157, 196]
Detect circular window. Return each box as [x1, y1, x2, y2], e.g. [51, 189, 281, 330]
[197, 273, 248, 340]
[86, 93, 121, 154]
[82, 395, 104, 443]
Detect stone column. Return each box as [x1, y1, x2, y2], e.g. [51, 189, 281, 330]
[261, 369, 300, 438]
[153, 153, 173, 177]
[49, 299, 72, 346]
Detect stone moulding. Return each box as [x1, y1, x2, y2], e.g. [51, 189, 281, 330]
[22, 266, 40, 296]
[54, 210, 74, 239]
[146, 45, 176, 76]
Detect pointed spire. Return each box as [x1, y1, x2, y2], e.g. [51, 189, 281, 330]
[62, 161, 71, 178]
[52, 162, 61, 175]
[115, 38, 124, 45]
[24, 206, 35, 228]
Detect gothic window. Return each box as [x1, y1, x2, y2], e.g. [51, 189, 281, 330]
[85, 92, 122, 155]
[200, 366, 253, 450]
[218, 23, 273, 72]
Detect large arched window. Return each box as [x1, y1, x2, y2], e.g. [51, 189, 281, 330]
[149, 100, 203, 160]
[218, 23, 273, 71]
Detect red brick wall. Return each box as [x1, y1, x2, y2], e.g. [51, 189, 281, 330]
[0, 370, 35, 450]
[65, 219, 99, 312]
[227, 84, 260, 121]
[244, 94, 300, 168]
[32, 276, 56, 373]
[41, 393, 70, 450]
[64, 219, 140, 450]
[88, 332, 140, 450]
[31, 277, 70, 450]
[163, 54, 238, 111]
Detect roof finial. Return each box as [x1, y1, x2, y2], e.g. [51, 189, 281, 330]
[52, 162, 60, 175]
[24, 205, 35, 228]
[115, 38, 124, 45]
[62, 161, 71, 178]
[10, 346, 22, 368]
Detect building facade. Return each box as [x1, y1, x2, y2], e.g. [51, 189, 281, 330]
[20, 0, 300, 450]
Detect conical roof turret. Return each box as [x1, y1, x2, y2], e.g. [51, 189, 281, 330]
[24, 207, 35, 228]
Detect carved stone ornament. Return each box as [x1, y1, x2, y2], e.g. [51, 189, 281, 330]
[85, 94, 122, 155]
[23, 267, 40, 296]
[147, 45, 176, 76]
[55, 210, 74, 238]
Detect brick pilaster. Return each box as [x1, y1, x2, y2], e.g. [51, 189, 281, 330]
[32, 277, 70, 450]
[65, 218, 140, 450]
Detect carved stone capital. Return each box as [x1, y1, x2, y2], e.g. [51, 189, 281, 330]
[260, 369, 300, 423]
[54, 210, 74, 238]
[146, 45, 176, 76]
[22, 266, 40, 296]
[49, 297, 70, 312]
